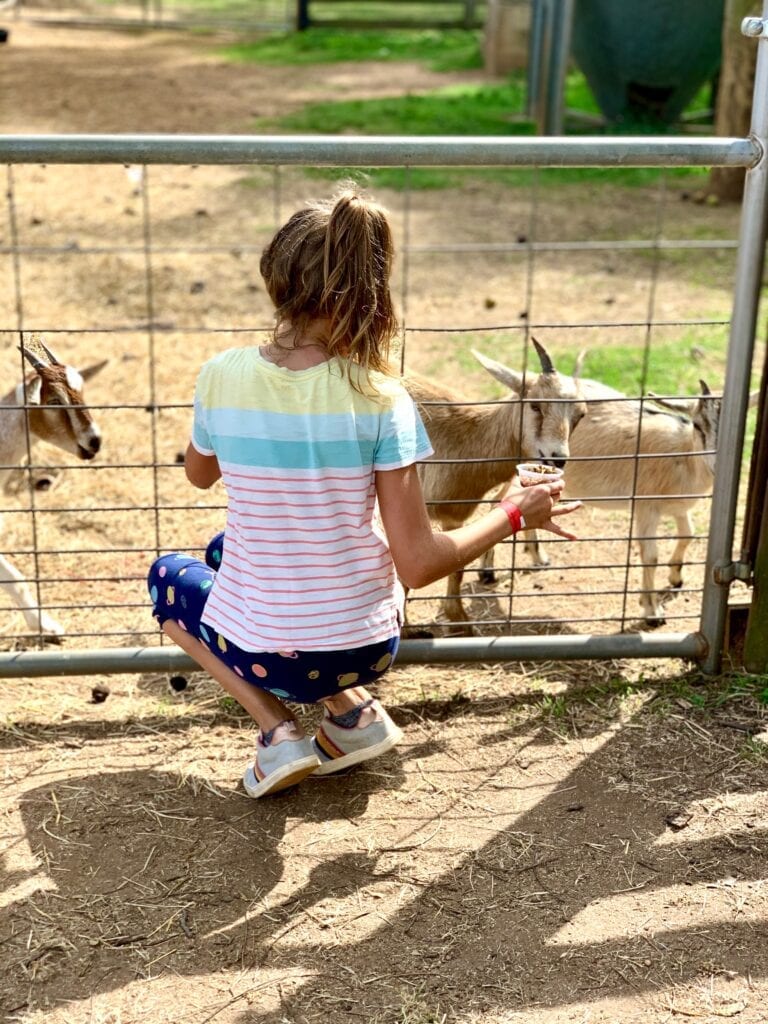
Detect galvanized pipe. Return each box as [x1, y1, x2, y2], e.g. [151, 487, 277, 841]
[0, 632, 707, 677]
[699, 3, 768, 674]
[0, 134, 759, 167]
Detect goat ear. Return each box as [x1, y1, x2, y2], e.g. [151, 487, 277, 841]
[646, 391, 696, 414]
[80, 359, 109, 382]
[531, 337, 555, 375]
[471, 349, 524, 394]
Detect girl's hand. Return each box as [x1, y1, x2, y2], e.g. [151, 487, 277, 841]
[500, 480, 582, 540]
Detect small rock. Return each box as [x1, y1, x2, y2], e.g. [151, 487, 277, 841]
[665, 809, 692, 831]
[190, 281, 206, 294]
[90, 684, 110, 704]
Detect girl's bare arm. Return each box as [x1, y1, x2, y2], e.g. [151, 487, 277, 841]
[185, 442, 222, 489]
[375, 464, 580, 591]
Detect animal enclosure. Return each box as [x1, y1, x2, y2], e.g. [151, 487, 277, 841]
[0, 128, 764, 675]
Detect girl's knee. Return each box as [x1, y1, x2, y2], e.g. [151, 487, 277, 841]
[147, 554, 180, 595]
[205, 532, 225, 570]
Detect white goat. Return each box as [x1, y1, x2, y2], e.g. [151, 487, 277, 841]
[1, 336, 106, 637]
[403, 339, 587, 628]
[481, 376, 757, 625]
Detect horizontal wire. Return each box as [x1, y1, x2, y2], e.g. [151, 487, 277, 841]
[0, 238, 739, 257]
[1, 316, 730, 335]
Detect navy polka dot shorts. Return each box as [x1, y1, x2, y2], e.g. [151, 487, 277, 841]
[147, 532, 399, 704]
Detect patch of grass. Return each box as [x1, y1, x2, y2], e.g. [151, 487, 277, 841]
[223, 27, 483, 72]
[574, 334, 730, 395]
[649, 671, 768, 719]
[740, 736, 768, 762]
[256, 80, 710, 192]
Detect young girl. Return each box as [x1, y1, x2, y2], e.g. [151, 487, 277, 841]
[148, 188, 580, 798]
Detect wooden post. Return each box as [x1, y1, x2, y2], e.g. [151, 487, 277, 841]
[709, 0, 760, 201]
[296, 0, 311, 31]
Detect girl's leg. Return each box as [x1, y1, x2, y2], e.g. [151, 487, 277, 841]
[321, 686, 378, 727]
[162, 620, 301, 736]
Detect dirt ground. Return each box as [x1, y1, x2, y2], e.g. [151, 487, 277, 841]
[1, 17, 766, 1024]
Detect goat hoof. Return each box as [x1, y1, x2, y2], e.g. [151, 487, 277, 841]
[478, 570, 496, 586]
[400, 626, 435, 640]
[669, 580, 683, 590]
[37, 614, 65, 637]
[644, 615, 666, 629]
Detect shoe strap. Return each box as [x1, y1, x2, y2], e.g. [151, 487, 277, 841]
[327, 699, 375, 729]
[260, 720, 298, 747]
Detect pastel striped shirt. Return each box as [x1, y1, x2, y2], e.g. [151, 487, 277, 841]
[191, 346, 434, 651]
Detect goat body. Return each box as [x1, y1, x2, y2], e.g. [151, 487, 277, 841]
[401, 340, 586, 628]
[487, 377, 724, 625]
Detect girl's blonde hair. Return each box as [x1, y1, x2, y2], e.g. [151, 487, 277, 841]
[260, 188, 398, 377]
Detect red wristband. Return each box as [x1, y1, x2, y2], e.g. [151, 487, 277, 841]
[498, 499, 526, 533]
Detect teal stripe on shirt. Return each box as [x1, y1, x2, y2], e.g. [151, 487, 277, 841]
[212, 434, 380, 469]
[204, 407, 382, 443]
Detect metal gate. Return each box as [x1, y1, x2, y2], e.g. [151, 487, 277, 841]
[1, 17, 767, 680]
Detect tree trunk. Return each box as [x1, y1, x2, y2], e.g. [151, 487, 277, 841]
[708, 0, 760, 202]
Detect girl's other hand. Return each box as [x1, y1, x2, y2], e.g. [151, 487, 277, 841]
[501, 480, 582, 540]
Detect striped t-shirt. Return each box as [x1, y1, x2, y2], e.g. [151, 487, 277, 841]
[191, 346, 434, 652]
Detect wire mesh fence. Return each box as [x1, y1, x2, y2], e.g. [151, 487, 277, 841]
[0, 133, 762, 673]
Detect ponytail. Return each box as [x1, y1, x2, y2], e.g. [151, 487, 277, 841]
[260, 187, 399, 384]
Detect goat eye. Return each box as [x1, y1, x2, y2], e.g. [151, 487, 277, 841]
[45, 397, 61, 407]
[530, 404, 541, 415]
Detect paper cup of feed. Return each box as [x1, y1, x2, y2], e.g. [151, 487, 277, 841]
[517, 462, 565, 487]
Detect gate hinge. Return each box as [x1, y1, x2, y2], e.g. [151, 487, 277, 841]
[742, 17, 768, 39]
[713, 560, 753, 585]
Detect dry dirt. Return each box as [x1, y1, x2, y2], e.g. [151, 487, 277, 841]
[0, 17, 767, 1024]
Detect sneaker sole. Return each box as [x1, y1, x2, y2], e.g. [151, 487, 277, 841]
[312, 725, 403, 776]
[242, 754, 321, 798]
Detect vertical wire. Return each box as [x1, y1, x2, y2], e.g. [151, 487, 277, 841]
[618, 171, 668, 629]
[139, 165, 163, 576]
[502, 164, 541, 628]
[398, 165, 412, 377]
[272, 164, 282, 232]
[7, 163, 45, 644]
[399, 166, 413, 620]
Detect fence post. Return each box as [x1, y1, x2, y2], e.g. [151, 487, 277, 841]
[699, 5, 768, 674]
[296, 0, 310, 30]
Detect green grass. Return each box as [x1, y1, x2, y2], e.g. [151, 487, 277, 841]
[223, 27, 484, 71]
[574, 335, 730, 394]
[254, 77, 710, 191]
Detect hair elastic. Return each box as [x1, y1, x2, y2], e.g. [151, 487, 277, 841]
[498, 499, 526, 533]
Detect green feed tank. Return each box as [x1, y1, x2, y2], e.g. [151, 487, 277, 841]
[571, 0, 726, 124]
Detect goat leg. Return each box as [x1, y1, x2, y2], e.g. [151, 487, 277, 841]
[0, 552, 64, 636]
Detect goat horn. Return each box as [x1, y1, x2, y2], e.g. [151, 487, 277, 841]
[37, 338, 62, 366]
[699, 379, 712, 396]
[531, 337, 555, 374]
[573, 348, 587, 380]
[18, 344, 47, 374]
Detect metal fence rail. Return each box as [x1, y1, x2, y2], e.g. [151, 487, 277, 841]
[2, 54, 766, 677]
